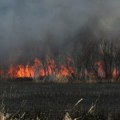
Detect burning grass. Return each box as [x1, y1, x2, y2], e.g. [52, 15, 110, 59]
[0, 57, 75, 81]
[0, 53, 120, 83]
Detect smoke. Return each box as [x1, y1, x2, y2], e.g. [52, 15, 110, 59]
[0, 0, 120, 64]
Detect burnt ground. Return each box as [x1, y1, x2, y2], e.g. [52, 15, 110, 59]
[0, 80, 119, 119]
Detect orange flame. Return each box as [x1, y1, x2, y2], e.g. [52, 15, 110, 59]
[1, 57, 75, 79]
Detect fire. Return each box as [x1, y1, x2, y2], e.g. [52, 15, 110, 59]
[59, 66, 74, 77]
[112, 68, 118, 78]
[0, 57, 75, 79]
[59, 65, 69, 77]
[95, 61, 105, 78]
[0, 58, 118, 81]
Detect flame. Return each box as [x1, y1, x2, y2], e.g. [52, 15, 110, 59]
[95, 61, 105, 78]
[0, 58, 118, 80]
[112, 68, 117, 78]
[0, 57, 75, 79]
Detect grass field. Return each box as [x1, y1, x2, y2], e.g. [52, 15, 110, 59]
[0, 80, 119, 119]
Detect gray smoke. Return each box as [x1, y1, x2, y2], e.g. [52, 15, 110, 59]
[0, 0, 120, 64]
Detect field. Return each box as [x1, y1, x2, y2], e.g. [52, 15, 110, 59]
[0, 80, 120, 120]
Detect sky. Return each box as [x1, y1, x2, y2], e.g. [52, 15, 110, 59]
[0, 0, 120, 63]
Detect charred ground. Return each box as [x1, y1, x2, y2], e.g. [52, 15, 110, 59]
[0, 80, 119, 119]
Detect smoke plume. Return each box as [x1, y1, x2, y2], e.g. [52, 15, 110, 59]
[0, 0, 120, 64]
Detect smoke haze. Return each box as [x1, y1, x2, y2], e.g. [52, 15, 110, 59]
[0, 0, 120, 64]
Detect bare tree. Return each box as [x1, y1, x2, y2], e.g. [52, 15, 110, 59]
[100, 39, 116, 82]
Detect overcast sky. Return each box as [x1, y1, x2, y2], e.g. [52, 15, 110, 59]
[0, 0, 120, 63]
